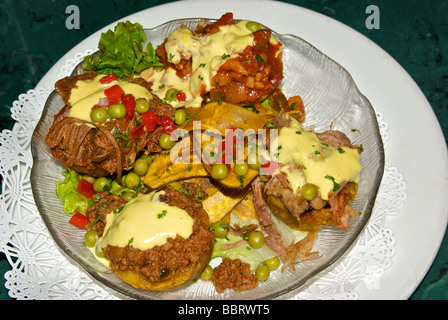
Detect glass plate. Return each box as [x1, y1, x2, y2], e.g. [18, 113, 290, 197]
[30, 18, 385, 300]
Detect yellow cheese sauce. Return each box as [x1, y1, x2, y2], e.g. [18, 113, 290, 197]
[68, 74, 153, 122]
[145, 20, 280, 108]
[100, 191, 194, 251]
[273, 117, 361, 200]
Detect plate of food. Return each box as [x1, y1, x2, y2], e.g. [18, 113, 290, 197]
[30, 11, 384, 299]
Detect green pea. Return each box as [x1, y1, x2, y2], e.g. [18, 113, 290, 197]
[107, 103, 126, 119]
[84, 230, 99, 248]
[139, 155, 153, 166]
[301, 183, 318, 201]
[93, 177, 111, 193]
[255, 264, 270, 282]
[90, 107, 108, 123]
[174, 108, 187, 125]
[210, 163, 228, 180]
[200, 265, 213, 281]
[159, 133, 176, 149]
[247, 153, 262, 170]
[82, 175, 96, 184]
[248, 230, 264, 249]
[95, 244, 105, 258]
[135, 98, 150, 114]
[165, 88, 180, 102]
[211, 221, 229, 238]
[167, 181, 183, 191]
[124, 172, 141, 189]
[246, 21, 262, 32]
[133, 158, 149, 176]
[264, 257, 280, 270]
[121, 191, 136, 202]
[234, 162, 249, 176]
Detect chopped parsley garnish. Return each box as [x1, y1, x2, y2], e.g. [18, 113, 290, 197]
[88, 216, 101, 228]
[325, 175, 340, 192]
[195, 187, 203, 199]
[114, 133, 130, 141]
[237, 175, 245, 188]
[179, 187, 191, 196]
[255, 55, 264, 63]
[113, 205, 125, 214]
[157, 210, 167, 219]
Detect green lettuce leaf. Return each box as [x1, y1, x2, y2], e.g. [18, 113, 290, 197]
[83, 21, 163, 78]
[212, 233, 277, 272]
[56, 169, 143, 215]
[56, 169, 90, 215]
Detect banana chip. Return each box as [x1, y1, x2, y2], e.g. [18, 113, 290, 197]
[184, 177, 251, 223]
[143, 153, 208, 189]
[180, 102, 267, 135]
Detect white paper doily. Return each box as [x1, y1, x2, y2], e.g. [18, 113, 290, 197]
[0, 51, 404, 300]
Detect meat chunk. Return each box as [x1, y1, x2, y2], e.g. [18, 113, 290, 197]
[45, 72, 174, 179]
[316, 130, 361, 153]
[103, 184, 215, 290]
[85, 192, 126, 236]
[211, 258, 257, 293]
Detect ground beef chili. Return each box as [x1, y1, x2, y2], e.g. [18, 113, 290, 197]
[85, 192, 126, 236]
[211, 258, 258, 293]
[101, 184, 215, 288]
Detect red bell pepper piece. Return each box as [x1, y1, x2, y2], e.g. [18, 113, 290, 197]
[131, 124, 145, 138]
[69, 212, 90, 229]
[122, 94, 136, 121]
[141, 109, 161, 132]
[216, 140, 233, 166]
[176, 91, 187, 102]
[99, 74, 118, 85]
[161, 115, 176, 134]
[77, 179, 94, 198]
[104, 85, 124, 105]
[260, 160, 278, 177]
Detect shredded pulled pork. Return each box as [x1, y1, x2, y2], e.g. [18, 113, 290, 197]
[45, 72, 174, 180]
[282, 231, 319, 271]
[252, 177, 286, 259]
[328, 182, 359, 230]
[251, 177, 319, 269]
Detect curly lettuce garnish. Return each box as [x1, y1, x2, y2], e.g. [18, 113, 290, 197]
[56, 168, 90, 215]
[83, 20, 163, 78]
[56, 168, 144, 215]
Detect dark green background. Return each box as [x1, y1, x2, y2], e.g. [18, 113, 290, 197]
[0, 0, 446, 300]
